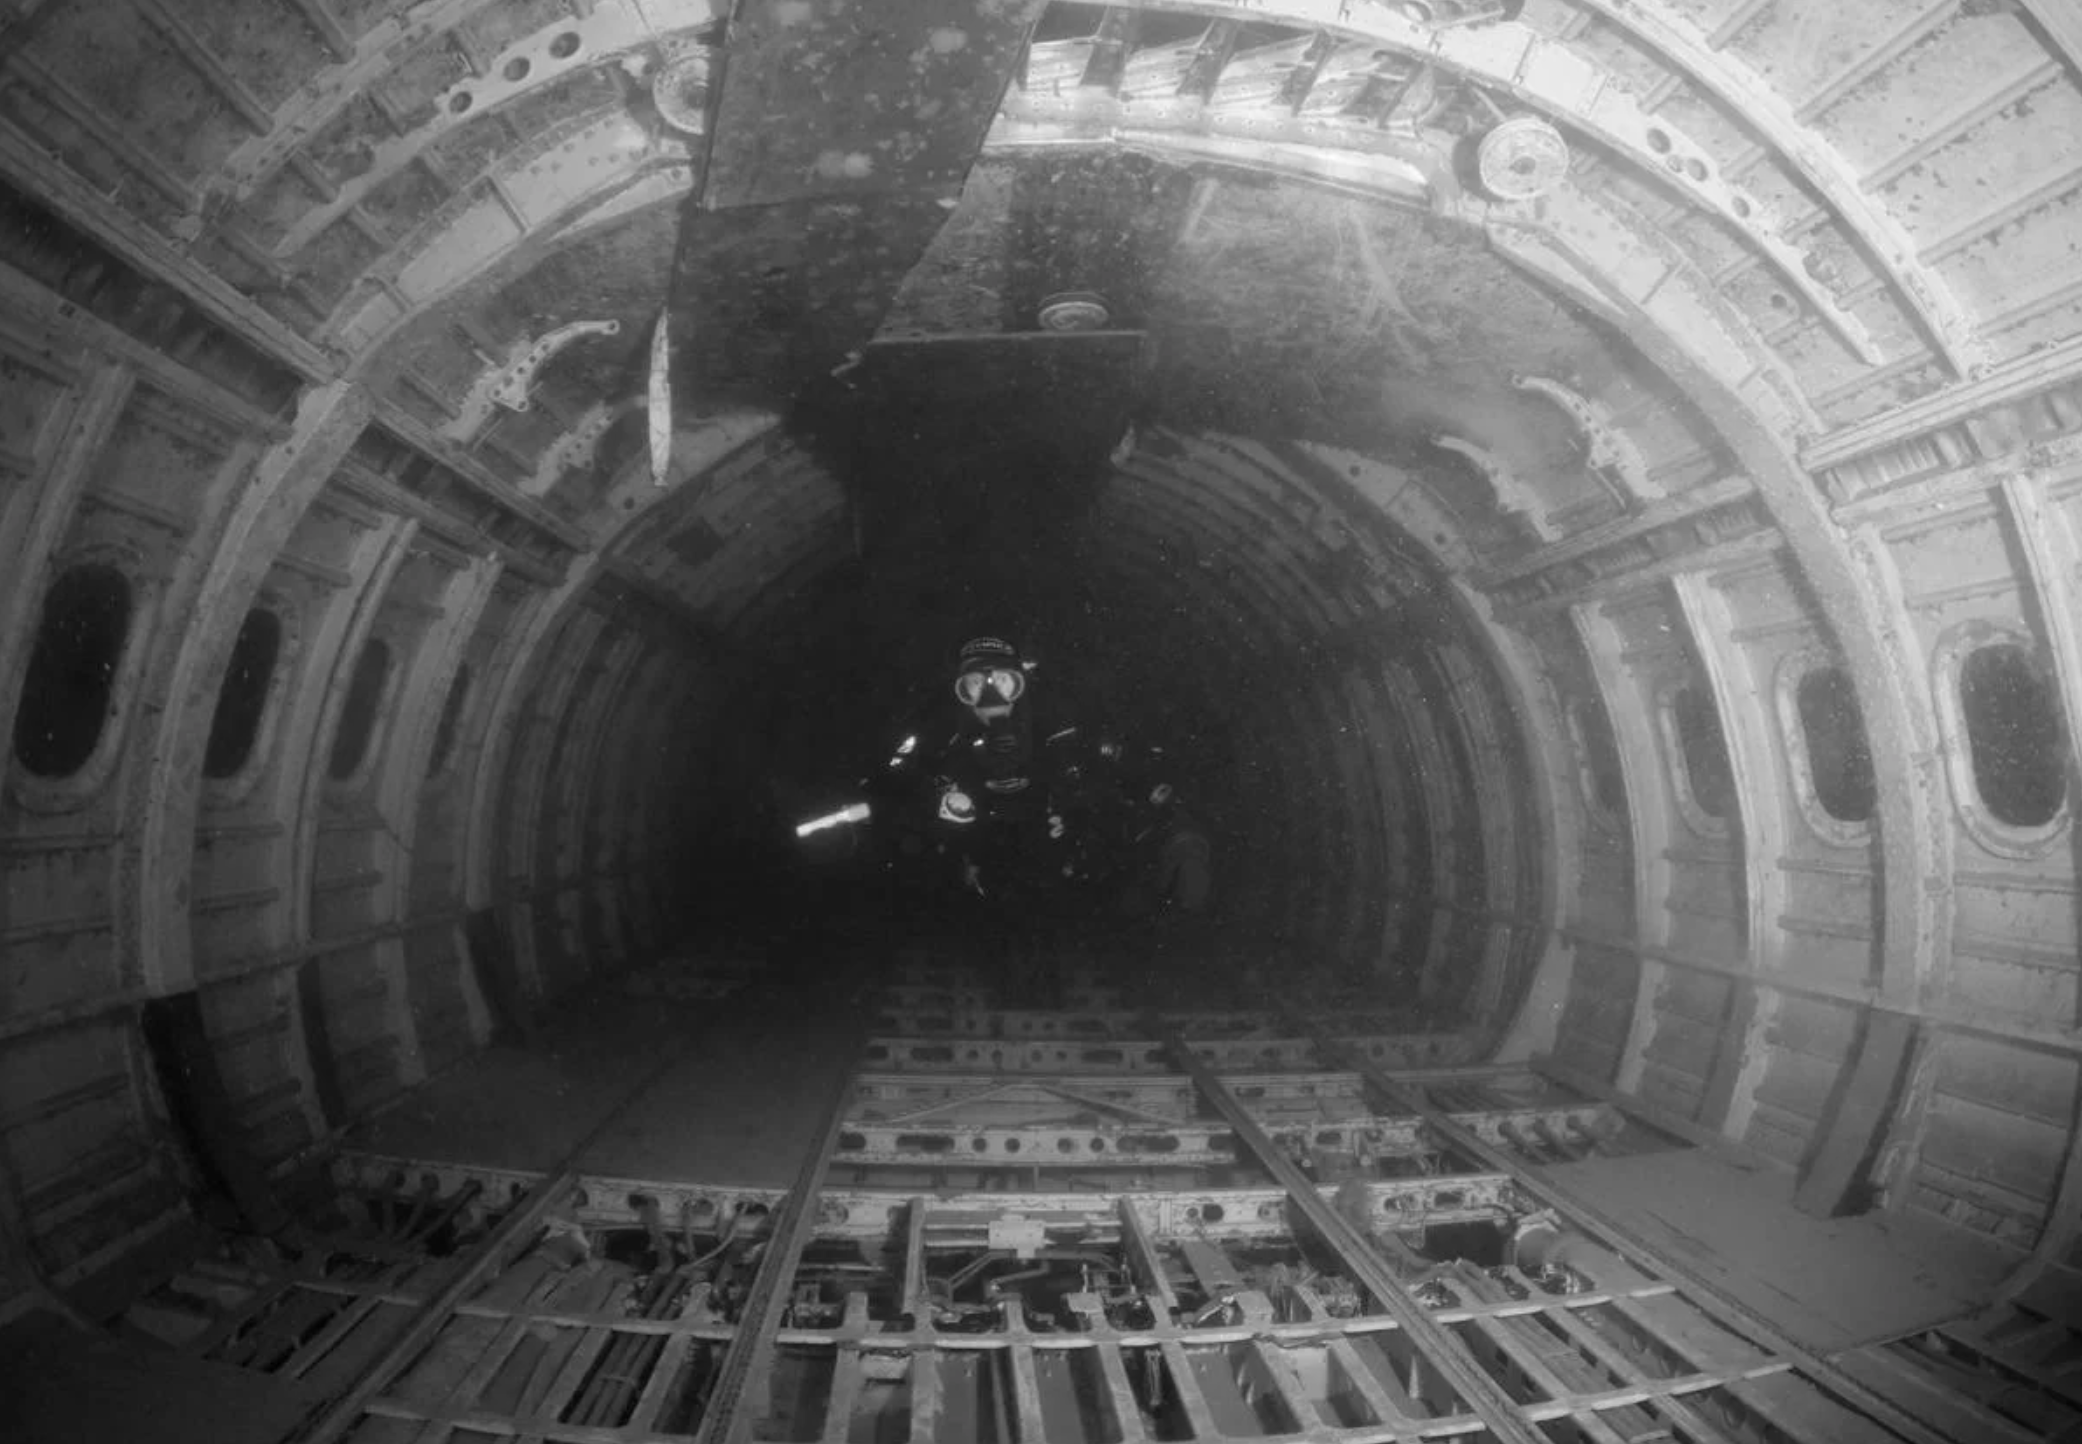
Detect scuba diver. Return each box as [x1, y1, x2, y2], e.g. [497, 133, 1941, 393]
[874, 637, 1213, 926]
[879, 636, 1082, 906]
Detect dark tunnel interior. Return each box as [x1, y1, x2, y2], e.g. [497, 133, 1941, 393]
[668, 349, 1544, 1021]
[620, 148, 1567, 1001]
[9, 4, 2082, 1438]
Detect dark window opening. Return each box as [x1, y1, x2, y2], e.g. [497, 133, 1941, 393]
[327, 637, 392, 781]
[13, 563, 132, 778]
[1961, 643, 2068, 829]
[1412, 1220, 1509, 1267]
[1672, 684, 1734, 820]
[428, 664, 472, 776]
[1796, 666, 1876, 824]
[203, 608, 283, 779]
[1572, 699, 1627, 817]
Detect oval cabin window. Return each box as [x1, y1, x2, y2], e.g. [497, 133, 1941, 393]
[1795, 666, 1875, 824]
[1672, 684, 1734, 821]
[427, 664, 472, 776]
[13, 564, 133, 778]
[327, 637, 393, 781]
[1960, 643, 2068, 829]
[203, 607, 283, 780]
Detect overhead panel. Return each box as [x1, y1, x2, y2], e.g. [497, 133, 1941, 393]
[700, 0, 1035, 210]
[880, 151, 1196, 339]
[670, 0, 1041, 405]
[793, 149, 1197, 562]
[671, 194, 955, 401]
[1003, 149, 1196, 333]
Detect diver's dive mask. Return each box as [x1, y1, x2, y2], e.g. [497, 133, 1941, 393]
[954, 665, 1026, 710]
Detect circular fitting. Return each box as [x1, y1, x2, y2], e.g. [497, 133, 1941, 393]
[1477, 115, 1570, 201]
[1037, 291, 1111, 332]
[652, 51, 713, 135]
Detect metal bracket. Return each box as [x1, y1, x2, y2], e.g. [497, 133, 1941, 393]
[1513, 375, 1663, 508]
[441, 319, 625, 442]
[488, 319, 622, 413]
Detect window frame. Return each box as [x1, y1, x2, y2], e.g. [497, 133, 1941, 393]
[201, 595, 302, 806]
[425, 660, 475, 781]
[323, 629, 403, 794]
[1563, 694, 1625, 833]
[1775, 648, 1876, 848]
[1933, 622, 2073, 859]
[7, 549, 159, 813]
[1655, 679, 1732, 840]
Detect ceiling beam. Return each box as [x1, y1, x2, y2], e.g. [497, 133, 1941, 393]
[1565, 0, 1984, 377]
[0, 115, 339, 381]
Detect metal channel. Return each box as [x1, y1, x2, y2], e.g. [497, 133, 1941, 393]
[1305, 1023, 1963, 1444]
[273, 962, 877, 1444]
[244, 949, 1980, 1443]
[285, 1032, 704, 1444]
[285, 1140, 620, 1439]
[691, 1019, 870, 1444]
[1158, 1025, 1553, 1444]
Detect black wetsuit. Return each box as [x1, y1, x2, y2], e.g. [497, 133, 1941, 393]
[877, 697, 1210, 923]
